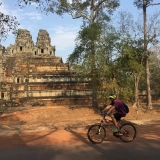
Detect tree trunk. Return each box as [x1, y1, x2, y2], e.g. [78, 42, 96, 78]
[91, 53, 98, 109]
[143, 0, 152, 109]
[134, 74, 140, 107]
[92, 86, 98, 109]
[145, 58, 152, 109]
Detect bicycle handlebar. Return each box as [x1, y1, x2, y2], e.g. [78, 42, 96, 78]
[100, 112, 108, 117]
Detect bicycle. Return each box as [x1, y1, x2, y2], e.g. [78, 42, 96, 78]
[87, 113, 137, 144]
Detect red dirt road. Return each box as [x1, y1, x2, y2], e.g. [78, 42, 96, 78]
[0, 124, 160, 160]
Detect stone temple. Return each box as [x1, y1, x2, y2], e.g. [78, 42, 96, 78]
[0, 29, 91, 107]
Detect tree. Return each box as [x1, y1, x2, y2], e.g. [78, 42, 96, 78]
[68, 22, 121, 104]
[134, 0, 160, 109]
[110, 10, 144, 106]
[0, 2, 19, 42]
[149, 46, 160, 101]
[116, 38, 145, 105]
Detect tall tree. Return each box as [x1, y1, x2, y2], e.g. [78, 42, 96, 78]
[117, 39, 145, 105]
[0, 2, 19, 42]
[149, 46, 160, 101]
[134, 0, 160, 109]
[68, 22, 120, 105]
[111, 10, 144, 106]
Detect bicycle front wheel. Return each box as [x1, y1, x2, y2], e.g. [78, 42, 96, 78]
[87, 124, 106, 144]
[119, 123, 136, 142]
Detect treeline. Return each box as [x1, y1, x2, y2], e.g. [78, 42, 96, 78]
[66, 1, 160, 109]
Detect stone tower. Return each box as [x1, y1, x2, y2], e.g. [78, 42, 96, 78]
[6, 29, 34, 56]
[35, 29, 55, 56]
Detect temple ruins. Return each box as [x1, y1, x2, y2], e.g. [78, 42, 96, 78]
[0, 29, 91, 107]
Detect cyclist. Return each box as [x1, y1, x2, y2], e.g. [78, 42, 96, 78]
[102, 94, 126, 132]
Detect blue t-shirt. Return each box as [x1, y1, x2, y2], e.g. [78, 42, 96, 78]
[110, 99, 126, 116]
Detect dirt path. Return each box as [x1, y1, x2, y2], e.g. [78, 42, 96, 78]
[0, 124, 160, 160]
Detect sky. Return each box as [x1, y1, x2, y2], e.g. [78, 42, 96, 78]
[0, 0, 160, 63]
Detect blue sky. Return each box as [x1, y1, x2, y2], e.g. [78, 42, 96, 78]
[0, 0, 160, 62]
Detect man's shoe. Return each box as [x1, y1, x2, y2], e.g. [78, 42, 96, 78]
[112, 127, 120, 133]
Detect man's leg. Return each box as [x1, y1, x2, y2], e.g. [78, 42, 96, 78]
[111, 113, 121, 132]
[111, 114, 118, 127]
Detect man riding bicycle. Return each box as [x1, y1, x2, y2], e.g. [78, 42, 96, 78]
[102, 94, 127, 132]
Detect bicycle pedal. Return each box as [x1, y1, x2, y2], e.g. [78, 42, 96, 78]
[115, 133, 123, 136]
[117, 133, 123, 136]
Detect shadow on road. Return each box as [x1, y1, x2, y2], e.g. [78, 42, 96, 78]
[0, 124, 160, 160]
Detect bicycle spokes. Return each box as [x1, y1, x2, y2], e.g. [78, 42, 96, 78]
[119, 123, 136, 142]
[87, 125, 106, 144]
[122, 130, 130, 137]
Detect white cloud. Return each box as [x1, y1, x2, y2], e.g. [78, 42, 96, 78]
[24, 12, 42, 20]
[0, 1, 22, 20]
[10, 10, 42, 21]
[0, 1, 9, 14]
[0, 1, 42, 21]
[19, 24, 36, 32]
[50, 25, 79, 52]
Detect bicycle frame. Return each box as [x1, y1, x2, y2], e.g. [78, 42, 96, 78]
[100, 113, 122, 129]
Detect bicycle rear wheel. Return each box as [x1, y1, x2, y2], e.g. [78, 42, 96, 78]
[119, 123, 136, 142]
[87, 124, 106, 144]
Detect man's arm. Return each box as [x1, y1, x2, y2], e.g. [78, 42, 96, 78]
[107, 106, 115, 115]
[102, 105, 112, 113]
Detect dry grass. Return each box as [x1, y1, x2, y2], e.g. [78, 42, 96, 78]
[0, 104, 160, 127]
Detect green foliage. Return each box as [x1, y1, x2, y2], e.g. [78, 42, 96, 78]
[100, 78, 134, 103]
[117, 39, 145, 73]
[118, 87, 134, 102]
[68, 21, 125, 102]
[67, 17, 146, 103]
[67, 22, 103, 64]
[149, 49, 160, 99]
